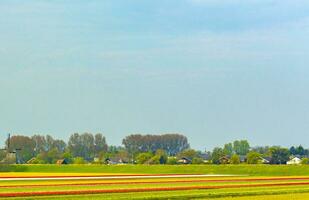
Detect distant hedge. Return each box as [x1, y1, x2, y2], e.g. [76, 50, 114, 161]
[0, 164, 27, 172]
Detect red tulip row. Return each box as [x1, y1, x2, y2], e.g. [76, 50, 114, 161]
[1, 181, 309, 197]
[1, 176, 309, 189]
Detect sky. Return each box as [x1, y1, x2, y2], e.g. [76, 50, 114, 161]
[1, 0, 309, 150]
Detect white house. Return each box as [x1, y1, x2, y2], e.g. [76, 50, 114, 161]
[287, 157, 302, 165]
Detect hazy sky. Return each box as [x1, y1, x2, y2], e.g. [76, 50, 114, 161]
[1, 0, 309, 150]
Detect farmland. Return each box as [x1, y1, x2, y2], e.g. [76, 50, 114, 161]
[1, 165, 309, 199]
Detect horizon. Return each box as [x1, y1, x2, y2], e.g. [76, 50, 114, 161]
[1, 0, 309, 150]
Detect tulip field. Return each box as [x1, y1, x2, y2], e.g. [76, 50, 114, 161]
[1, 165, 309, 199]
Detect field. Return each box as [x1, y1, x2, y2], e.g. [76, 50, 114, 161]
[1, 165, 309, 199]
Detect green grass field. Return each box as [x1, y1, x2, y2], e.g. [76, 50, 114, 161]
[1, 164, 309, 199]
[2, 164, 309, 176]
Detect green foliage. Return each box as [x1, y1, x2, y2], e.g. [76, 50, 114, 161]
[27, 157, 45, 164]
[62, 152, 73, 164]
[177, 149, 198, 160]
[122, 134, 189, 155]
[155, 149, 168, 164]
[8, 135, 35, 163]
[167, 157, 178, 165]
[269, 147, 290, 164]
[136, 152, 153, 164]
[148, 155, 161, 164]
[0, 150, 6, 161]
[211, 147, 225, 164]
[233, 140, 250, 156]
[68, 133, 107, 161]
[73, 157, 87, 164]
[246, 151, 261, 164]
[223, 143, 233, 156]
[192, 157, 204, 164]
[301, 158, 309, 165]
[230, 154, 240, 164]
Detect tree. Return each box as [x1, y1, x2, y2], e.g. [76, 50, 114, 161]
[269, 147, 290, 164]
[289, 146, 296, 155]
[211, 147, 225, 164]
[7, 135, 35, 163]
[251, 146, 270, 155]
[246, 151, 261, 164]
[136, 152, 153, 164]
[223, 143, 234, 156]
[0, 150, 6, 161]
[192, 157, 204, 164]
[52, 139, 66, 153]
[155, 149, 168, 164]
[233, 140, 250, 155]
[68, 133, 106, 161]
[62, 152, 73, 164]
[177, 149, 198, 160]
[31, 135, 47, 155]
[167, 157, 177, 165]
[94, 133, 108, 156]
[73, 157, 86, 164]
[230, 154, 240, 164]
[122, 134, 190, 156]
[301, 158, 309, 165]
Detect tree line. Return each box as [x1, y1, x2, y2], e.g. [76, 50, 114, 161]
[0, 133, 189, 164]
[1, 133, 308, 165]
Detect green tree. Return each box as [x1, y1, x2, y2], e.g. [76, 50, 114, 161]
[211, 147, 225, 164]
[7, 135, 35, 163]
[62, 152, 73, 164]
[301, 158, 309, 165]
[233, 140, 250, 155]
[269, 147, 290, 164]
[246, 151, 261, 164]
[230, 154, 240, 164]
[177, 149, 198, 160]
[73, 157, 86, 164]
[167, 157, 177, 165]
[136, 152, 153, 164]
[148, 155, 161, 164]
[192, 157, 204, 164]
[223, 143, 234, 156]
[155, 149, 168, 164]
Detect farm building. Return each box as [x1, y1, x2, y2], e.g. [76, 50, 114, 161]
[177, 157, 191, 164]
[56, 159, 68, 165]
[105, 158, 126, 165]
[259, 156, 271, 164]
[287, 157, 302, 165]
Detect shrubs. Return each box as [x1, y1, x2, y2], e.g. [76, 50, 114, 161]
[192, 157, 204, 164]
[73, 157, 87, 164]
[167, 157, 178, 165]
[136, 152, 153, 164]
[301, 158, 309, 165]
[230, 154, 240, 164]
[246, 151, 261, 164]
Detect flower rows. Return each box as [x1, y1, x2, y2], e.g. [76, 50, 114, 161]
[1, 181, 309, 197]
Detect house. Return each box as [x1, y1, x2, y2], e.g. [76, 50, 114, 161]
[287, 157, 302, 165]
[259, 156, 271, 164]
[177, 157, 191, 164]
[219, 156, 230, 164]
[56, 159, 68, 165]
[105, 158, 125, 165]
[27, 157, 37, 164]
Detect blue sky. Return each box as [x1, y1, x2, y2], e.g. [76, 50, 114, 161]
[1, 0, 309, 150]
